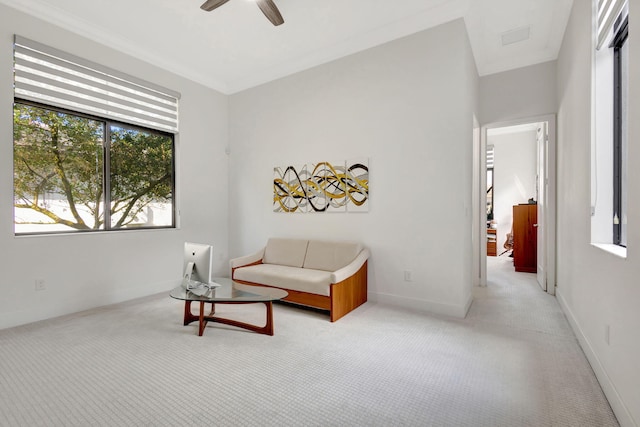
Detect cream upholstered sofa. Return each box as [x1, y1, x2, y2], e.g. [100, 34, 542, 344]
[231, 238, 369, 322]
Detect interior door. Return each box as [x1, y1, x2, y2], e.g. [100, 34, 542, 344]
[536, 123, 547, 291]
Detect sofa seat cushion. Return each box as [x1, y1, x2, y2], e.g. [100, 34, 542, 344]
[234, 264, 332, 296]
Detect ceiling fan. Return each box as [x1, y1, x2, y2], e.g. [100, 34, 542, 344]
[201, 0, 285, 26]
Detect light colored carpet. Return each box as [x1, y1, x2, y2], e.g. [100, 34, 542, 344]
[0, 257, 618, 426]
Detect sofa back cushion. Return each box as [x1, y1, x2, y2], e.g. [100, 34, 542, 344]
[303, 240, 363, 272]
[263, 238, 309, 267]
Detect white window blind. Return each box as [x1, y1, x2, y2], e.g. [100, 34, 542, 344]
[486, 145, 494, 169]
[13, 35, 180, 133]
[596, 0, 627, 50]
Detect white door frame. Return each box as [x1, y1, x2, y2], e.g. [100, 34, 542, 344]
[477, 114, 557, 294]
[472, 115, 482, 286]
[536, 122, 547, 291]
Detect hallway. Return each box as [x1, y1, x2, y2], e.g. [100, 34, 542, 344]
[465, 255, 618, 425]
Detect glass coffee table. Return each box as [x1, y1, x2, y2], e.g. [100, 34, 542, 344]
[170, 277, 288, 336]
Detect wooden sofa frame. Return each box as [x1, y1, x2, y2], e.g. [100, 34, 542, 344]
[232, 260, 368, 322]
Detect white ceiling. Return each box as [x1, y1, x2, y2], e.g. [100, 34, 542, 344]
[0, 0, 574, 94]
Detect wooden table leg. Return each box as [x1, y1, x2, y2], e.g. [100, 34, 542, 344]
[183, 301, 198, 325]
[198, 301, 207, 336]
[264, 301, 274, 336]
[205, 301, 275, 336]
[182, 300, 276, 336]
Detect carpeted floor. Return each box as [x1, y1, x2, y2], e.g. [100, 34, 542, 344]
[0, 257, 618, 426]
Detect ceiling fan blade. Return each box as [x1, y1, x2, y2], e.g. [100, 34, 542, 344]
[256, 0, 284, 26]
[200, 0, 231, 12]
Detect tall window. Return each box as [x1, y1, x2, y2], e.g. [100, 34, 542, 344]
[12, 36, 179, 235]
[592, 1, 628, 251]
[612, 13, 628, 246]
[486, 145, 494, 222]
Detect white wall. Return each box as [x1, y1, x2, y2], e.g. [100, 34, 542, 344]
[556, 0, 640, 425]
[489, 130, 537, 251]
[0, 4, 229, 329]
[480, 61, 557, 125]
[228, 19, 479, 318]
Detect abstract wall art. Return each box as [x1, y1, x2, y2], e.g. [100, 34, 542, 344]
[344, 158, 369, 213]
[273, 164, 309, 213]
[273, 158, 369, 213]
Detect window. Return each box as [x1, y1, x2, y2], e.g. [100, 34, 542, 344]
[486, 145, 494, 222]
[612, 14, 628, 246]
[591, 1, 628, 251]
[12, 36, 179, 235]
[14, 102, 175, 234]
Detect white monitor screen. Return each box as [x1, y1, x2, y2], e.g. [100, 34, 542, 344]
[183, 242, 213, 285]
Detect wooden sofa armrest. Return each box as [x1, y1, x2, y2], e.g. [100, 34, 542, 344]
[331, 248, 370, 283]
[230, 248, 265, 269]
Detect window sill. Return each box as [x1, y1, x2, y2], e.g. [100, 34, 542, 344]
[14, 227, 177, 239]
[591, 243, 627, 259]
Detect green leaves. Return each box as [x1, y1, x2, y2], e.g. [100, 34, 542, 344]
[13, 103, 174, 233]
[109, 125, 173, 228]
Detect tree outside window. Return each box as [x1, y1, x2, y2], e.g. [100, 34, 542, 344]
[13, 102, 175, 234]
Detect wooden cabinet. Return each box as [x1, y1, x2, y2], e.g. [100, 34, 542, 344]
[487, 228, 497, 256]
[512, 204, 537, 273]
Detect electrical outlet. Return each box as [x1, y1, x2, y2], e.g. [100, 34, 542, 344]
[404, 270, 412, 282]
[35, 279, 46, 291]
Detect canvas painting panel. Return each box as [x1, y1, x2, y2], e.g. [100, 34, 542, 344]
[345, 158, 369, 212]
[307, 161, 347, 213]
[273, 164, 309, 213]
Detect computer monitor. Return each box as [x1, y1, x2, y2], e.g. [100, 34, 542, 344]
[183, 242, 213, 285]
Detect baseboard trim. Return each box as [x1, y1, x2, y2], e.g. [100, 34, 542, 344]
[368, 291, 472, 318]
[0, 279, 176, 331]
[556, 289, 635, 427]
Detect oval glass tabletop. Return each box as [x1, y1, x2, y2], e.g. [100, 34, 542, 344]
[169, 277, 288, 303]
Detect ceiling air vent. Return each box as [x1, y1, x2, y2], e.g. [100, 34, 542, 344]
[501, 26, 530, 46]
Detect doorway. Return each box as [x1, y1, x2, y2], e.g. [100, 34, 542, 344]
[477, 115, 556, 295]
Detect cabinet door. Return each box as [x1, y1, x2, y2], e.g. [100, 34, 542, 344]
[487, 228, 497, 256]
[513, 205, 537, 273]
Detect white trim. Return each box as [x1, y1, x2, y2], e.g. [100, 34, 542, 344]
[479, 114, 557, 295]
[556, 289, 635, 427]
[487, 122, 539, 136]
[0, 281, 176, 330]
[591, 243, 627, 258]
[368, 291, 473, 318]
[546, 115, 557, 295]
[478, 126, 488, 286]
[472, 115, 482, 287]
